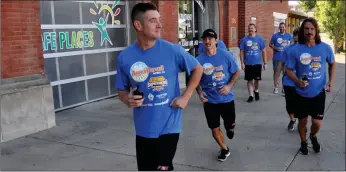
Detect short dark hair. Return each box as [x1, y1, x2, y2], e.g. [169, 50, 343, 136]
[279, 22, 285, 27]
[293, 27, 299, 37]
[298, 17, 321, 44]
[131, 2, 158, 26]
[248, 23, 257, 32]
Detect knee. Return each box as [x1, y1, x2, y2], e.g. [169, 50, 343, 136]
[312, 119, 322, 127]
[299, 118, 308, 125]
[212, 128, 221, 135]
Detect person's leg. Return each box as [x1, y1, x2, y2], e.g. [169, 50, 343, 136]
[221, 101, 236, 140]
[157, 133, 180, 171]
[136, 135, 158, 171]
[284, 86, 297, 131]
[203, 102, 229, 161]
[273, 60, 279, 94]
[245, 65, 254, 103]
[203, 103, 228, 149]
[294, 94, 309, 155]
[309, 89, 326, 153]
[254, 64, 262, 101]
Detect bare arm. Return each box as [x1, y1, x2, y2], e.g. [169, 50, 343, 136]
[240, 50, 244, 65]
[262, 49, 267, 64]
[183, 64, 203, 99]
[285, 68, 300, 85]
[118, 90, 130, 107]
[328, 61, 336, 85]
[227, 70, 240, 88]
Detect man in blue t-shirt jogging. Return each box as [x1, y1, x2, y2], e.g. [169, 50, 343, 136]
[270, 22, 293, 94]
[286, 18, 336, 155]
[240, 23, 267, 103]
[196, 29, 240, 162]
[274, 27, 299, 131]
[115, 2, 203, 170]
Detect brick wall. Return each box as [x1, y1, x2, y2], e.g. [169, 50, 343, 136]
[220, 0, 239, 48]
[1, 0, 44, 79]
[238, 0, 289, 61]
[157, 1, 178, 43]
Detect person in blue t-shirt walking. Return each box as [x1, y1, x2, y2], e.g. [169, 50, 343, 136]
[240, 23, 268, 103]
[286, 18, 336, 155]
[196, 29, 241, 162]
[274, 27, 299, 131]
[115, 2, 203, 171]
[270, 22, 293, 94]
[197, 39, 228, 56]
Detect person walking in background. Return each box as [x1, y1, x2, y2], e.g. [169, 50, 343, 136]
[273, 27, 299, 131]
[270, 22, 293, 94]
[239, 23, 267, 103]
[196, 29, 240, 162]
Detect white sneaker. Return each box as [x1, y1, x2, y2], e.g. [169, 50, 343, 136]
[274, 87, 279, 94]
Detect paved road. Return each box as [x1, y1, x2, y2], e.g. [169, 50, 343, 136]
[1, 59, 345, 171]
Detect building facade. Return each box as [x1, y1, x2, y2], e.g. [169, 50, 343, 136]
[1, 1, 291, 142]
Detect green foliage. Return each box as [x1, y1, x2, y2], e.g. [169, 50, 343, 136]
[314, 1, 345, 52]
[298, 0, 316, 13]
[298, 0, 345, 52]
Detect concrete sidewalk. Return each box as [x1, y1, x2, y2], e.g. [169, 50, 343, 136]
[1, 60, 345, 171]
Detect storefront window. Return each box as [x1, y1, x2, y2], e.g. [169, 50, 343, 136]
[40, 0, 131, 110]
[178, 0, 197, 50]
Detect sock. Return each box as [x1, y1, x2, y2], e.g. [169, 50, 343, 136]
[255, 89, 259, 92]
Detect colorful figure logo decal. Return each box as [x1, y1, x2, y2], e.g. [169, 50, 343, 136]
[89, 0, 121, 46]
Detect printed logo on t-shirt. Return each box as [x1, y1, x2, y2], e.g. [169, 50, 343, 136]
[310, 61, 321, 71]
[212, 71, 225, 81]
[203, 63, 214, 75]
[246, 40, 253, 47]
[147, 76, 168, 91]
[277, 38, 283, 44]
[130, 62, 150, 82]
[251, 42, 259, 50]
[299, 53, 312, 65]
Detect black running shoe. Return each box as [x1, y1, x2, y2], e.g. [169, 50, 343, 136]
[310, 134, 321, 153]
[218, 147, 230, 162]
[254, 91, 260, 100]
[287, 120, 296, 131]
[299, 141, 309, 155]
[247, 96, 254, 103]
[226, 129, 234, 139]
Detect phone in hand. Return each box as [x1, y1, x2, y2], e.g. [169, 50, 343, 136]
[133, 89, 144, 100]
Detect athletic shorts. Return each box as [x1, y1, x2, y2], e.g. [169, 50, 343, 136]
[245, 64, 262, 81]
[136, 133, 179, 171]
[203, 101, 236, 130]
[273, 60, 279, 71]
[283, 86, 296, 114]
[294, 89, 326, 120]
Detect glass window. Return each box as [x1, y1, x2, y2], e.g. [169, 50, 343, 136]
[87, 76, 109, 100]
[40, 1, 53, 24]
[54, 1, 81, 24]
[178, 0, 194, 48]
[85, 53, 107, 75]
[58, 55, 84, 80]
[61, 81, 86, 107]
[44, 58, 58, 82]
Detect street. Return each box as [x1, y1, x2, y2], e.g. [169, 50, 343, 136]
[0, 57, 345, 171]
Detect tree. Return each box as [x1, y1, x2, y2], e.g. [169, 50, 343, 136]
[299, 0, 345, 53]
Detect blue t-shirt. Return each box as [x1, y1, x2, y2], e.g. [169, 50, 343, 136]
[197, 49, 240, 104]
[115, 39, 199, 138]
[286, 42, 335, 98]
[239, 35, 266, 65]
[270, 32, 293, 61]
[198, 40, 227, 54]
[277, 44, 296, 87]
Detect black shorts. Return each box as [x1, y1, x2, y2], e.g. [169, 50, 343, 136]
[245, 64, 262, 81]
[203, 101, 236, 130]
[283, 86, 296, 114]
[294, 89, 326, 120]
[136, 133, 179, 171]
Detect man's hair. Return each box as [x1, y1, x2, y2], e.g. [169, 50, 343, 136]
[279, 22, 285, 27]
[131, 2, 158, 26]
[248, 23, 257, 32]
[298, 17, 321, 44]
[293, 27, 299, 37]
